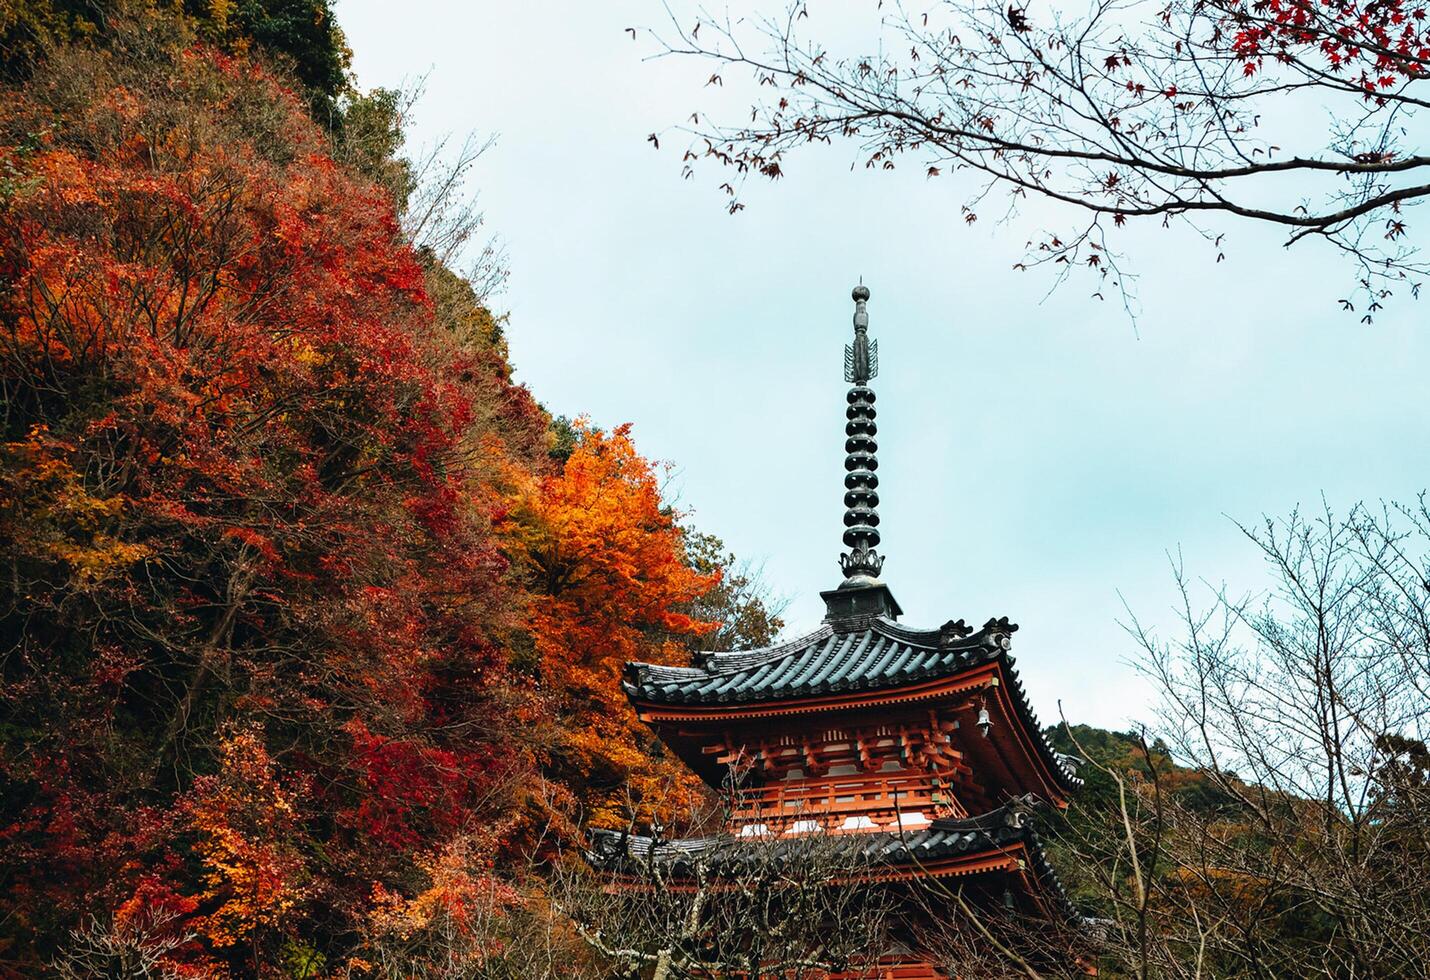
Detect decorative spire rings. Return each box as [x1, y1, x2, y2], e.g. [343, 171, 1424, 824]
[840, 285, 884, 582]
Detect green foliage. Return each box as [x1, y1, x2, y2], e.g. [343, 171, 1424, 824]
[546, 415, 583, 463]
[1047, 724, 1222, 812]
[681, 530, 786, 653]
[335, 86, 414, 209]
[205, 0, 350, 118]
[0, 0, 351, 121]
[1041, 725, 1236, 915]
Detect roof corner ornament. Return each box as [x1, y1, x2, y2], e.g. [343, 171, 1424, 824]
[980, 616, 1019, 652]
[1005, 793, 1039, 827]
[840, 284, 885, 583]
[939, 619, 972, 647]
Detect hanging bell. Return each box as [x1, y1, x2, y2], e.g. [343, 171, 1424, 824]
[977, 706, 993, 737]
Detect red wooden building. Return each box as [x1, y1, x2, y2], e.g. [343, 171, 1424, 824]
[591, 287, 1081, 977]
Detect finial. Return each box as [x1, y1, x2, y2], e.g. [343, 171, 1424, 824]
[839, 284, 883, 582]
[844, 288, 877, 384]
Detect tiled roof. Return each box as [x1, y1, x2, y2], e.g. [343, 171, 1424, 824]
[623, 615, 1080, 793]
[588, 804, 1020, 869]
[622, 616, 1012, 706]
[585, 798, 1078, 920]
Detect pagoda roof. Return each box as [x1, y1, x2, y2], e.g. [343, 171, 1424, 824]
[585, 798, 1078, 920]
[622, 615, 1081, 795]
[623, 616, 1005, 706]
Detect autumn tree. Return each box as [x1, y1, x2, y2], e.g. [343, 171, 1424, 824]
[0, 6, 794, 976]
[657, 0, 1430, 316]
[0, 11, 549, 973]
[0, 0, 351, 116]
[498, 423, 720, 833]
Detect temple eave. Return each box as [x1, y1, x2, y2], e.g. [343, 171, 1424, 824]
[621, 618, 1079, 803]
[594, 844, 1029, 892]
[586, 802, 1079, 919]
[629, 661, 1003, 721]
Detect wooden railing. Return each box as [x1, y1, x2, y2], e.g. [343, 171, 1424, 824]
[729, 770, 966, 831]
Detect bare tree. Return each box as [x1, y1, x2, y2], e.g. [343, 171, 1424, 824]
[558, 798, 897, 979]
[910, 501, 1430, 977]
[1121, 501, 1430, 976]
[403, 131, 509, 305]
[50, 909, 195, 980]
[349, 880, 602, 980]
[338, 81, 508, 307]
[654, 0, 1430, 316]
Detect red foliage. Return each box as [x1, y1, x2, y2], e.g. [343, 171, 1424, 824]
[0, 29, 549, 975]
[341, 719, 512, 852]
[0, 18, 722, 975]
[1227, 0, 1430, 91]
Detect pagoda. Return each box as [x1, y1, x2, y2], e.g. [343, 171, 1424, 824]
[590, 286, 1081, 977]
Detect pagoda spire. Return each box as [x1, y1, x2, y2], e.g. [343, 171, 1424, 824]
[822, 284, 900, 623]
[840, 284, 883, 583]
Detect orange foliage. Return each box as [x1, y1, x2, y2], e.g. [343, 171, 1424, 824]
[501, 422, 718, 828]
[367, 833, 517, 943]
[186, 731, 309, 950]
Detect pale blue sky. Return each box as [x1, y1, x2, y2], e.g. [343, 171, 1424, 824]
[336, 2, 1430, 731]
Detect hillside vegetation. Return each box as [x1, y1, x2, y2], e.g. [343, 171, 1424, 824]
[0, 5, 779, 974]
